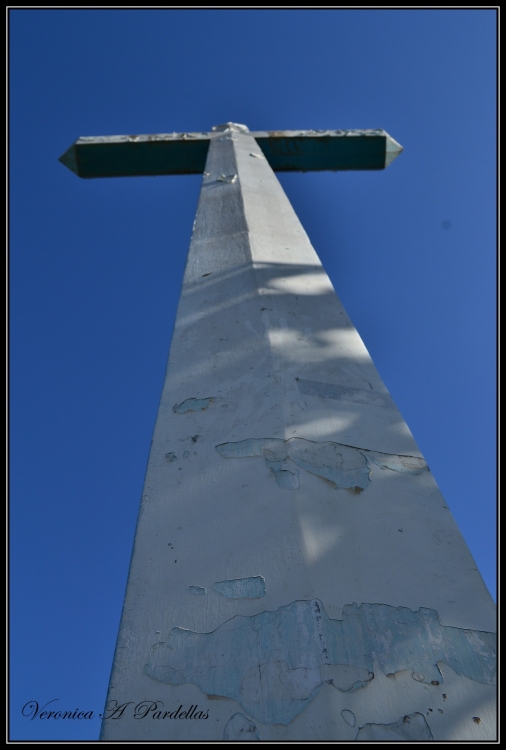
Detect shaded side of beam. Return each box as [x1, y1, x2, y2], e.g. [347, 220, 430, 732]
[59, 129, 402, 178]
[254, 131, 387, 171]
[59, 137, 210, 178]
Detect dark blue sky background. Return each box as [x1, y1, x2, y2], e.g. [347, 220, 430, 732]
[10, 9, 496, 741]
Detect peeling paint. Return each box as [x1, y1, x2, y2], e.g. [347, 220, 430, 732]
[241, 660, 323, 705]
[216, 438, 369, 491]
[274, 468, 300, 489]
[223, 713, 260, 741]
[290, 439, 370, 491]
[217, 173, 238, 183]
[321, 664, 372, 691]
[165, 452, 178, 463]
[339, 602, 497, 686]
[173, 397, 213, 414]
[216, 437, 427, 491]
[214, 576, 266, 599]
[341, 709, 356, 727]
[145, 599, 494, 726]
[369, 453, 426, 474]
[355, 712, 434, 741]
[189, 586, 206, 596]
[297, 378, 396, 410]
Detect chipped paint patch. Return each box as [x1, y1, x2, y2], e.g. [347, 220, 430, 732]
[369, 452, 427, 474]
[341, 709, 356, 727]
[189, 585, 206, 596]
[217, 173, 238, 183]
[297, 378, 396, 410]
[165, 452, 178, 463]
[355, 712, 434, 741]
[290, 438, 369, 491]
[173, 397, 214, 414]
[216, 437, 427, 491]
[216, 438, 369, 492]
[321, 664, 372, 690]
[339, 602, 497, 686]
[223, 713, 260, 741]
[241, 660, 322, 704]
[274, 468, 300, 489]
[214, 576, 266, 599]
[144, 600, 495, 726]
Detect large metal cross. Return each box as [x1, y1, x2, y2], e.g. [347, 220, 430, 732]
[60, 123, 495, 742]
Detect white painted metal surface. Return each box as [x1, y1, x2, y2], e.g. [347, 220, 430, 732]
[100, 124, 495, 741]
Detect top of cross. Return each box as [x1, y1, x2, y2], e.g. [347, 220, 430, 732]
[211, 122, 250, 133]
[59, 123, 403, 178]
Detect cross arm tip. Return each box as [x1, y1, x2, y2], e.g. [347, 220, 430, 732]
[384, 134, 403, 168]
[58, 144, 80, 176]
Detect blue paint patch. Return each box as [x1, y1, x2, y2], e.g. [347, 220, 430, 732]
[214, 576, 266, 599]
[189, 586, 206, 596]
[144, 600, 496, 726]
[341, 709, 356, 727]
[338, 603, 497, 687]
[216, 437, 427, 491]
[216, 438, 370, 492]
[355, 713, 434, 741]
[274, 468, 300, 489]
[215, 438, 267, 458]
[289, 439, 369, 491]
[297, 378, 396, 410]
[223, 713, 260, 741]
[369, 453, 426, 474]
[173, 397, 213, 414]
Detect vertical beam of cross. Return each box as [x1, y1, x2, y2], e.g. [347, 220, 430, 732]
[60, 123, 496, 742]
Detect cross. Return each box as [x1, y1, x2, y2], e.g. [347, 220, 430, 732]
[60, 122, 495, 742]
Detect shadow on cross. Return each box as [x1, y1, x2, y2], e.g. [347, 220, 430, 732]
[174, 259, 376, 379]
[159, 250, 436, 589]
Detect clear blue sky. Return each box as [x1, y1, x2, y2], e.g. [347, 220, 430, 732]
[10, 9, 497, 741]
